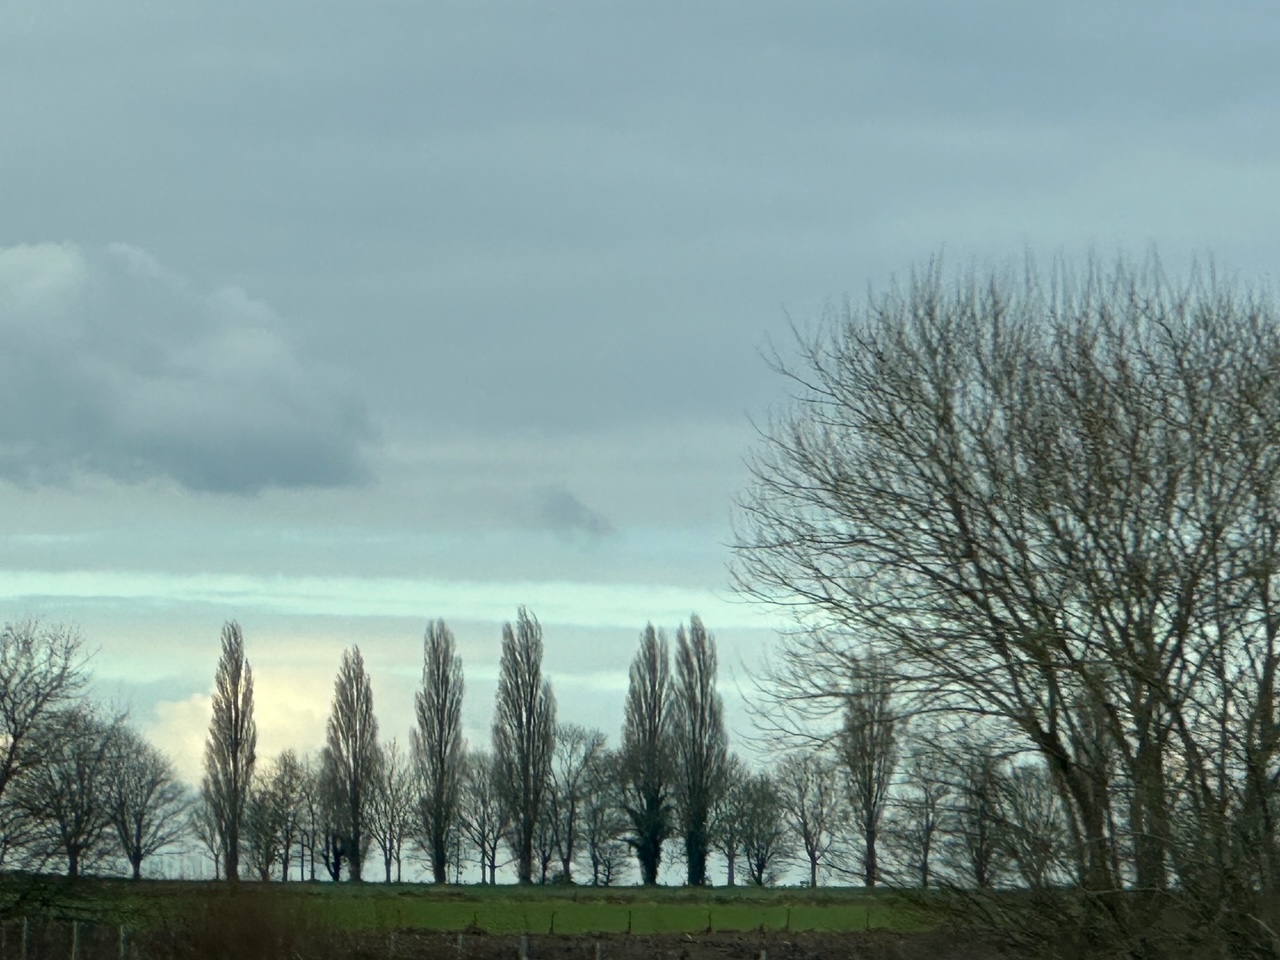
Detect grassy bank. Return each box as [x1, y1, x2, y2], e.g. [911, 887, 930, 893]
[0, 875, 928, 936]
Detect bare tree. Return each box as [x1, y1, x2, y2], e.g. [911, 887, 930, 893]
[265, 749, 307, 881]
[711, 753, 749, 885]
[839, 658, 898, 887]
[581, 749, 629, 886]
[411, 619, 465, 884]
[733, 258, 1280, 953]
[738, 769, 793, 886]
[13, 706, 122, 877]
[295, 753, 322, 881]
[190, 792, 222, 879]
[0, 621, 90, 818]
[322, 645, 380, 881]
[242, 750, 306, 882]
[370, 737, 415, 882]
[618, 624, 673, 885]
[202, 621, 256, 882]
[776, 750, 843, 887]
[547, 723, 607, 883]
[1000, 760, 1072, 889]
[948, 742, 1007, 889]
[244, 777, 287, 881]
[460, 749, 509, 884]
[110, 727, 188, 880]
[895, 739, 951, 888]
[492, 607, 556, 884]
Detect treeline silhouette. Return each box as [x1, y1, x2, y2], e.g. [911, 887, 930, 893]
[0, 613, 1092, 893]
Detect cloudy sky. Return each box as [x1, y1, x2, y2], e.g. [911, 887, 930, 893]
[2, 0, 1279, 797]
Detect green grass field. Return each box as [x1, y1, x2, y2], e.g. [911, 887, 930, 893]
[0, 876, 930, 936]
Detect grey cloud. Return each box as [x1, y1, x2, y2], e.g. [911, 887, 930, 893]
[0, 242, 376, 494]
[4, 1, 1280, 449]
[535, 487, 616, 541]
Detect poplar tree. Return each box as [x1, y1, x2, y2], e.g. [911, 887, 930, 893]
[618, 624, 673, 885]
[322, 645, 380, 881]
[492, 606, 556, 884]
[202, 621, 256, 882]
[672, 615, 728, 886]
[412, 619, 465, 883]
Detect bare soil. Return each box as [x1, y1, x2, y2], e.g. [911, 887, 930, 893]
[354, 928, 1007, 960]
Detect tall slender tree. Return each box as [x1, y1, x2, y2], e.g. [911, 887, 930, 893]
[672, 615, 728, 886]
[322, 645, 380, 881]
[202, 621, 256, 882]
[411, 619, 465, 883]
[619, 624, 673, 885]
[492, 606, 556, 884]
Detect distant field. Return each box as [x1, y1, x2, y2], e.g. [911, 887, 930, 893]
[0, 876, 930, 936]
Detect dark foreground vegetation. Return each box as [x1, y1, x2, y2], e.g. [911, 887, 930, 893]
[8, 874, 1272, 960]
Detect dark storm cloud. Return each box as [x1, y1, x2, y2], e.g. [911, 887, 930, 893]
[534, 487, 616, 541]
[0, 243, 376, 493]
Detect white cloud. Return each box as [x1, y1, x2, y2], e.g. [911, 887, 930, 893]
[147, 693, 212, 784]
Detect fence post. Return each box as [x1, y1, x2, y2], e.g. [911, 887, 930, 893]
[20, 915, 28, 960]
[519, 933, 530, 960]
[71, 919, 80, 960]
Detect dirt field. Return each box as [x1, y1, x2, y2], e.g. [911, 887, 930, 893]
[348, 928, 1006, 960]
[4, 921, 1007, 960]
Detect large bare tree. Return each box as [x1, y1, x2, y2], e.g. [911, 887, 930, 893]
[0, 621, 89, 805]
[110, 727, 188, 880]
[411, 619, 465, 883]
[202, 621, 256, 882]
[322, 645, 380, 881]
[12, 706, 121, 877]
[672, 615, 728, 886]
[618, 624, 673, 885]
[734, 256, 1280, 955]
[491, 607, 556, 884]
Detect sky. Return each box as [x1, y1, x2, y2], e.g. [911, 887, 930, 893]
[2, 0, 1280, 822]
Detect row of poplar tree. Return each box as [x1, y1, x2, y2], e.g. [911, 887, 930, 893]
[0, 614, 1077, 889]
[0, 612, 1075, 888]
[198, 607, 764, 886]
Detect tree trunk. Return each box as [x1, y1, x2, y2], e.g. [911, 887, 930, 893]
[432, 836, 447, 883]
[686, 820, 709, 885]
[226, 834, 239, 882]
[864, 824, 877, 887]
